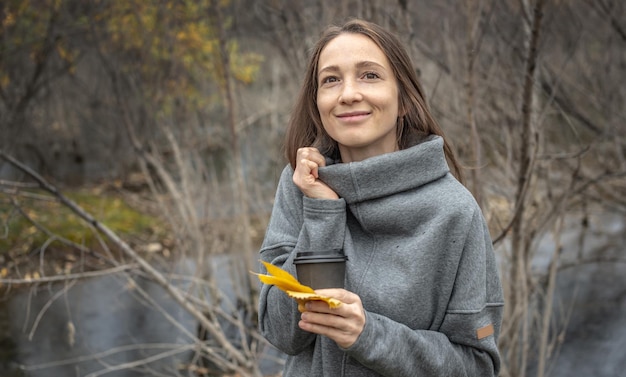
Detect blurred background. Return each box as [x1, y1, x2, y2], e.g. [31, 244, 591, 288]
[0, 0, 624, 376]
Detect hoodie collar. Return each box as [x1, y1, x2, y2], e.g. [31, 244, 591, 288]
[317, 135, 449, 204]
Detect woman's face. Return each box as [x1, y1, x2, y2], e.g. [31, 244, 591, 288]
[316, 33, 400, 163]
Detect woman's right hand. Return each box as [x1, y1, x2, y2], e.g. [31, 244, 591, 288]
[293, 147, 339, 200]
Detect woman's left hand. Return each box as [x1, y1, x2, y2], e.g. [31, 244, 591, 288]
[298, 289, 366, 349]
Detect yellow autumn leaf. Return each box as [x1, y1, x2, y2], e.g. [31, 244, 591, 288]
[262, 260, 306, 287]
[286, 291, 343, 309]
[256, 260, 314, 294]
[254, 261, 342, 308]
[257, 274, 313, 294]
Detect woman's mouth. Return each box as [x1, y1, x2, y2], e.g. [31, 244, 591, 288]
[336, 111, 371, 122]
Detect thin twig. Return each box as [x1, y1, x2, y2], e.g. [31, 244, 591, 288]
[0, 264, 138, 285]
[20, 343, 194, 371]
[537, 214, 564, 377]
[28, 280, 77, 341]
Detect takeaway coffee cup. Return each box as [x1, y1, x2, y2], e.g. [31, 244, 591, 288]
[293, 251, 347, 289]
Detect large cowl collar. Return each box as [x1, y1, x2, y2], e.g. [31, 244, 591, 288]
[317, 135, 450, 204]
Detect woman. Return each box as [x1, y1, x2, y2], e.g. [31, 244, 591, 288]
[258, 19, 504, 377]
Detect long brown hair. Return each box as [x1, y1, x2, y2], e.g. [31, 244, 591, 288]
[284, 19, 463, 182]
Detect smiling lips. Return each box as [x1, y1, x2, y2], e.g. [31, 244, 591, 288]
[336, 111, 371, 122]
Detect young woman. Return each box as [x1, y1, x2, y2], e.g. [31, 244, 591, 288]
[258, 19, 504, 377]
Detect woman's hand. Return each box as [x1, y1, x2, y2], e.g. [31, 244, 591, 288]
[298, 289, 366, 349]
[293, 147, 339, 199]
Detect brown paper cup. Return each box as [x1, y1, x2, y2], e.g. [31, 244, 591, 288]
[294, 252, 347, 289]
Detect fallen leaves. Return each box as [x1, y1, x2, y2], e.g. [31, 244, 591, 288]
[254, 261, 342, 308]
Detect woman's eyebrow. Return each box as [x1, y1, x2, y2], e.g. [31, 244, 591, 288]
[318, 60, 386, 75]
[318, 65, 340, 75]
[355, 60, 385, 70]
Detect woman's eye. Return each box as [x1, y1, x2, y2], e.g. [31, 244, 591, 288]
[363, 72, 380, 80]
[322, 76, 338, 84]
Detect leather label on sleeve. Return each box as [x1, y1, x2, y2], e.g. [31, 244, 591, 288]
[476, 324, 494, 340]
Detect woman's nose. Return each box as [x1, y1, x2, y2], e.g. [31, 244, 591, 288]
[339, 80, 363, 104]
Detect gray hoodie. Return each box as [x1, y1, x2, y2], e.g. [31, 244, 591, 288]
[258, 135, 504, 377]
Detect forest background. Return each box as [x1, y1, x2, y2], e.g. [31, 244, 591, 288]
[0, 0, 625, 376]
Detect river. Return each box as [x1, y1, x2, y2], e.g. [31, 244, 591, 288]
[0, 254, 284, 377]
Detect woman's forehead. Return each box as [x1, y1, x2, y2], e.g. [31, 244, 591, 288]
[317, 33, 390, 73]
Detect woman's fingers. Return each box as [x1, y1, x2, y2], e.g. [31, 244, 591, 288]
[299, 158, 320, 180]
[315, 289, 359, 305]
[298, 289, 366, 348]
[293, 147, 339, 199]
[297, 301, 307, 313]
[295, 148, 324, 179]
[297, 147, 326, 168]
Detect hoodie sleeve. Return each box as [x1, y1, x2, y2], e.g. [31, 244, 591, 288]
[344, 208, 504, 377]
[257, 165, 348, 355]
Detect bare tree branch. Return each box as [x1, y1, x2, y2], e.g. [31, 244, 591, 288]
[0, 149, 259, 375]
[590, 0, 626, 42]
[0, 264, 137, 286]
